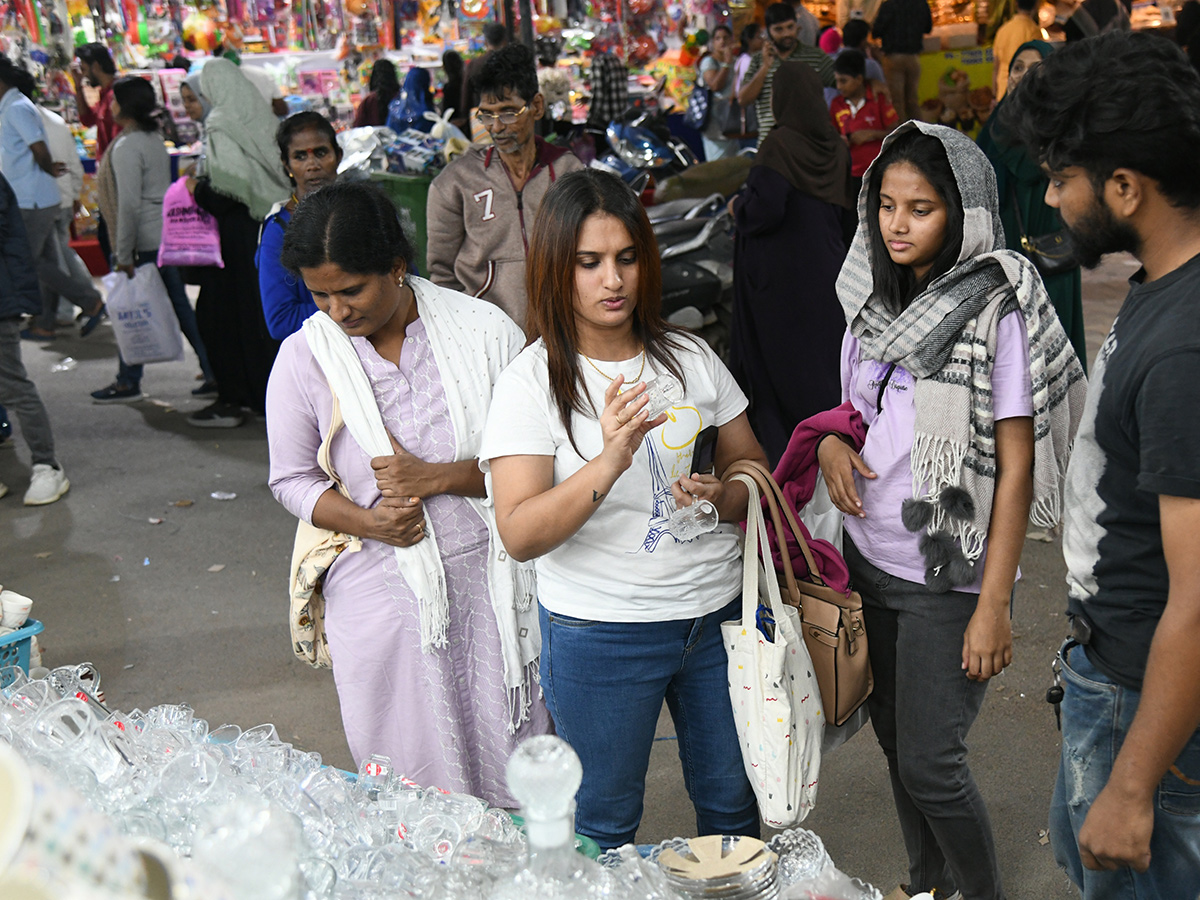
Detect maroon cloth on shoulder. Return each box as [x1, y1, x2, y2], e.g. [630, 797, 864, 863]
[761, 402, 866, 595]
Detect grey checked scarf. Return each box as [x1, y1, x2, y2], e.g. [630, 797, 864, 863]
[837, 122, 1088, 591]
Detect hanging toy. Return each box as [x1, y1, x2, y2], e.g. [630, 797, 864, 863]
[183, 10, 218, 51]
[626, 32, 658, 65]
[461, 0, 490, 19]
[679, 31, 700, 66]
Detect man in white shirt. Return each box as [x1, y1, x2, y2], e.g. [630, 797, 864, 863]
[0, 59, 102, 341]
[37, 105, 90, 325]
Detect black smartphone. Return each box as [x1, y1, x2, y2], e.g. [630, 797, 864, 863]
[690, 425, 719, 476]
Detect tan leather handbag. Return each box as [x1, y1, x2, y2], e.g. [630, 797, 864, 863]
[725, 460, 872, 725]
[289, 393, 362, 669]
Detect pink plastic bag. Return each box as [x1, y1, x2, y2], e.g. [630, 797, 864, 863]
[157, 178, 224, 268]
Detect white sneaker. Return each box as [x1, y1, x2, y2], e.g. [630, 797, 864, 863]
[0, 481, 8, 499]
[23, 464, 69, 506]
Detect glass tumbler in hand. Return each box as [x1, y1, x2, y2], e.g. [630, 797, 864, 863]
[668, 499, 719, 541]
[636, 374, 684, 420]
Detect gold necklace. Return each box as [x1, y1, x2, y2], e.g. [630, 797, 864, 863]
[583, 349, 645, 383]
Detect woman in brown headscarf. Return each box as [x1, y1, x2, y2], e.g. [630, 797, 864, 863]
[730, 61, 852, 464]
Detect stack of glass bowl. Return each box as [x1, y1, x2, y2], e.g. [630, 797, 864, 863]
[653, 835, 780, 900]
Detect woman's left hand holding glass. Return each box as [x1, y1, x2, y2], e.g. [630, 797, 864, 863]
[961, 597, 1013, 682]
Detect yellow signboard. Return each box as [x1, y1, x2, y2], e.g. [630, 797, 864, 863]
[914, 46, 996, 139]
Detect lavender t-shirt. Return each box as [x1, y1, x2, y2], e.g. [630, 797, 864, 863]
[841, 311, 1033, 592]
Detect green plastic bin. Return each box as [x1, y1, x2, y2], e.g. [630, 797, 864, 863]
[369, 171, 434, 276]
[509, 813, 602, 860]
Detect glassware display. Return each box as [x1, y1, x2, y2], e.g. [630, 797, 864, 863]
[0, 667, 535, 900]
[0, 665, 880, 900]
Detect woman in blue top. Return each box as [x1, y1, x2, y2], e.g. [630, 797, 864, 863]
[257, 111, 342, 340]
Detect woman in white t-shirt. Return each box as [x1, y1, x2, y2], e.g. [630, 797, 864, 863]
[480, 169, 768, 849]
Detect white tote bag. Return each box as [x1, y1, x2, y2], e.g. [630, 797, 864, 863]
[103, 264, 184, 366]
[722, 472, 824, 828]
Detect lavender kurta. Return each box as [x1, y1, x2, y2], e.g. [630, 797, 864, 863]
[267, 317, 550, 806]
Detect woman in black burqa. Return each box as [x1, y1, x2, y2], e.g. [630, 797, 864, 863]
[730, 61, 851, 464]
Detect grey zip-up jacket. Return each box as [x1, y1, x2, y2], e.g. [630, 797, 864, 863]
[426, 137, 584, 330]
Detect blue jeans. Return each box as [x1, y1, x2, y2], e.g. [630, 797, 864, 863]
[845, 535, 1004, 900]
[117, 252, 214, 387]
[538, 599, 759, 849]
[1049, 640, 1200, 899]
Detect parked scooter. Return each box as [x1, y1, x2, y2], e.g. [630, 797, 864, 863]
[654, 195, 734, 362]
[589, 102, 699, 195]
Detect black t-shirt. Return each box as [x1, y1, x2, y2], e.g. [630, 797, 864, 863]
[1062, 251, 1200, 689]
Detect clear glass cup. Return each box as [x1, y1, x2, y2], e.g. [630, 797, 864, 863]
[300, 856, 338, 898]
[668, 499, 719, 541]
[364, 843, 441, 893]
[405, 813, 463, 864]
[0, 663, 28, 693]
[158, 746, 222, 805]
[357, 754, 393, 799]
[192, 796, 304, 900]
[768, 828, 831, 885]
[640, 374, 684, 419]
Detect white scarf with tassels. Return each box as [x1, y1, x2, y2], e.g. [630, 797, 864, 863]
[303, 277, 541, 730]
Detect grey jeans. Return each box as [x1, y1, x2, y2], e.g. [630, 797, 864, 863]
[845, 534, 1005, 900]
[0, 318, 57, 466]
[19, 205, 101, 331]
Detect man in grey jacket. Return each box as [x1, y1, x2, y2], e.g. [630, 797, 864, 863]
[426, 43, 583, 329]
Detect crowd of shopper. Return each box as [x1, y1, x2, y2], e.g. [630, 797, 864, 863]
[2, 19, 1199, 900]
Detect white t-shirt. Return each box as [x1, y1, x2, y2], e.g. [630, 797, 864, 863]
[480, 335, 748, 622]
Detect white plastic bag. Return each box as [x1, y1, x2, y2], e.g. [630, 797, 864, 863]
[103, 265, 184, 365]
[800, 471, 843, 553]
[723, 472, 824, 828]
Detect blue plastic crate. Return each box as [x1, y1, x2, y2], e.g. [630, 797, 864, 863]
[0, 618, 43, 676]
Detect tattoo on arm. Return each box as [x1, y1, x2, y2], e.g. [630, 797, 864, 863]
[592, 490, 605, 503]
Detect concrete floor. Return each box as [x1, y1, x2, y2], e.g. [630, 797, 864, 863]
[0, 256, 1136, 895]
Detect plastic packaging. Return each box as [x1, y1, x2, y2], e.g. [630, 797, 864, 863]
[103, 265, 185, 365]
[158, 178, 224, 268]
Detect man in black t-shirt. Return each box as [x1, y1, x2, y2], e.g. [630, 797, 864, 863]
[871, 0, 931, 122]
[1007, 32, 1200, 894]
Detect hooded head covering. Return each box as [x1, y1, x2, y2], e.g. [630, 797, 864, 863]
[837, 121, 1086, 590]
[183, 70, 212, 121]
[388, 67, 436, 133]
[977, 40, 1054, 198]
[199, 57, 291, 220]
[753, 61, 851, 209]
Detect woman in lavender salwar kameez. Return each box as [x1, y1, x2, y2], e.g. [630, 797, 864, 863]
[265, 183, 549, 807]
